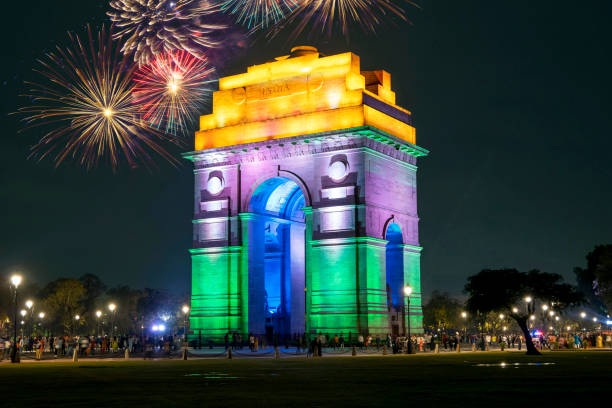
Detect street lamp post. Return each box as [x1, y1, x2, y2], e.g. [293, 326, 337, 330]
[182, 306, 190, 342]
[96, 310, 102, 337]
[461, 312, 467, 343]
[404, 286, 413, 354]
[182, 305, 190, 355]
[10, 274, 23, 363]
[38, 312, 45, 337]
[74, 315, 80, 336]
[108, 303, 116, 339]
[20, 310, 26, 341]
[25, 300, 33, 338]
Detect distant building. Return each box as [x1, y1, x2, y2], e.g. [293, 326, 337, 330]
[185, 46, 428, 341]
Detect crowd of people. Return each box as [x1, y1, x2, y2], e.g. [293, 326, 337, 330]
[2, 330, 610, 361]
[213, 330, 612, 354]
[0, 334, 184, 360]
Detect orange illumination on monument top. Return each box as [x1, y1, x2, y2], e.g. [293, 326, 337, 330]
[195, 46, 416, 151]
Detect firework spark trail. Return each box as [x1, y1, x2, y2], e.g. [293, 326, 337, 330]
[107, 0, 226, 65]
[17, 25, 180, 170]
[220, 0, 299, 29]
[133, 50, 215, 136]
[269, 0, 418, 41]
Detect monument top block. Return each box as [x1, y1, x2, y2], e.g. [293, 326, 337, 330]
[196, 46, 416, 151]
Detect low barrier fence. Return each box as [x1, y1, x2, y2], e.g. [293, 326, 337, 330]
[3, 342, 587, 362]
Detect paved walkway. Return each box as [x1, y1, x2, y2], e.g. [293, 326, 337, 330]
[1, 345, 538, 364]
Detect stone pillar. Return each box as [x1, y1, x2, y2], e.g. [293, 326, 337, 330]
[289, 222, 306, 336]
[190, 245, 241, 341]
[403, 245, 423, 334]
[303, 207, 313, 335]
[239, 213, 266, 336]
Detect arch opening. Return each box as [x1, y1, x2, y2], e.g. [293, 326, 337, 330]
[385, 223, 405, 336]
[249, 177, 306, 341]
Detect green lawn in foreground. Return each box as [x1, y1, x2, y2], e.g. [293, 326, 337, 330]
[0, 352, 609, 407]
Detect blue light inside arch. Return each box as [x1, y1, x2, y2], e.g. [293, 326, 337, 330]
[250, 178, 305, 221]
[249, 177, 306, 322]
[386, 223, 403, 245]
[386, 223, 404, 309]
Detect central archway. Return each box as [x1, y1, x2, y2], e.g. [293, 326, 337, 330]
[385, 223, 405, 336]
[249, 177, 306, 342]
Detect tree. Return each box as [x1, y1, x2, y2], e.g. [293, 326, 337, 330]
[464, 269, 582, 355]
[137, 288, 185, 333]
[41, 278, 86, 334]
[80, 274, 107, 307]
[105, 285, 143, 335]
[422, 291, 463, 331]
[79, 274, 107, 332]
[576, 245, 612, 313]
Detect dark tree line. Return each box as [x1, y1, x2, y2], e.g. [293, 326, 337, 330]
[423, 244, 611, 355]
[1, 274, 187, 337]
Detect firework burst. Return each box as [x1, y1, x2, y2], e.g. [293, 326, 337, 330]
[220, 0, 299, 29]
[107, 0, 226, 65]
[17, 25, 179, 170]
[270, 0, 418, 40]
[133, 50, 215, 136]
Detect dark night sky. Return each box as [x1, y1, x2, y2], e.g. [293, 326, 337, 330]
[1, 1, 611, 297]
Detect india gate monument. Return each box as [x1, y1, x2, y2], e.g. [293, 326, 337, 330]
[184, 46, 428, 341]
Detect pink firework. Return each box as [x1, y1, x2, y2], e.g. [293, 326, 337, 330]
[133, 50, 215, 135]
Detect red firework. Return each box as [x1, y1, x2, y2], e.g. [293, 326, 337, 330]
[133, 50, 215, 136]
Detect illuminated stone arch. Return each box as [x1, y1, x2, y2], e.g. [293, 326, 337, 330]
[185, 47, 428, 341]
[243, 170, 312, 213]
[244, 177, 307, 339]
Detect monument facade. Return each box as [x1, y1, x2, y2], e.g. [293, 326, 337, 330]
[185, 46, 428, 341]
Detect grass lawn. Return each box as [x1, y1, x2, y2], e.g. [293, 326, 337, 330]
[0, 351, 609, 407]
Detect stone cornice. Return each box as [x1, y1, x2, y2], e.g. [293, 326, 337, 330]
[183, 126, 428, 169]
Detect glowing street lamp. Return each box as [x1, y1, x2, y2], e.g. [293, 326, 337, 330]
[181, 305, 190, 353]
[20, 310, 26, 317]
[95, 310, 102, 336]
[512, 307, 518, 313]
[524, 296, 532, 303]
[10, 274, 22, 288]
[461, 312, 467, 343]
[499, 314, 505, 320]
[542, 304, 549, 311]
[404, 285, 413, 354]
[9, 274, 23, 363]
[73, 314, 80, 335]
[580, 312, 586, 319]
[108, 303, 117, 338]
[23, 300, 35, 338]
[38, 312, 45, 319]
[530, 315, 536, 321]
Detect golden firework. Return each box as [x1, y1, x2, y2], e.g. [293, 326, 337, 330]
[17, 25, 179, 170]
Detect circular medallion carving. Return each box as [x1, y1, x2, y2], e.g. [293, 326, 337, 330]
[329, 160, 348, 182]
[207, 176, 224, 195]
[307, 72, 324, 92]
[231, 87, 246, 104]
